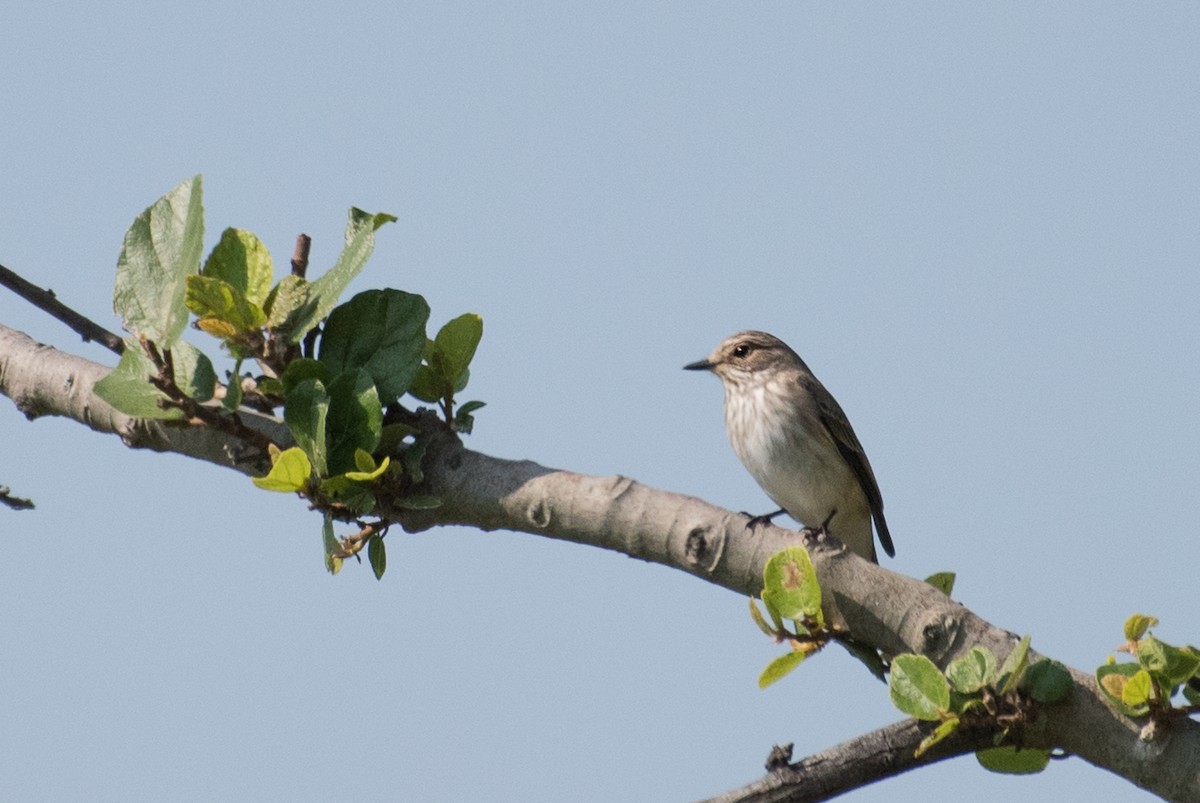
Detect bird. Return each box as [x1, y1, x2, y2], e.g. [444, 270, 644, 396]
[684, 330, 894, 562]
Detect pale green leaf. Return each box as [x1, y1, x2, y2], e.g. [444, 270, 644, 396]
[924, 572, 956, 596]
[322, 513, 342, 575]
[251, 447, 312, 492]
[758, 649, 810, 689]
[996, 635, 1031, 695]
[761, 546, 821, 622]
[946, 647, 997, 694]
[202, 227, 273, 307]
[113, 175, 204, 347]
[915, 716, 960, 758]
[93, 343, 184, 420]
[889, 654, 951, 721]
[1124, 613, 1159, 643]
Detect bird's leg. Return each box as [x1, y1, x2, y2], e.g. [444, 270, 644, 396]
[819, 508, 838, 534]
[744, 508, 787, 531]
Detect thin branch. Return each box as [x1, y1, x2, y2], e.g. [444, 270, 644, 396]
[701, 719, 998, 803]
[0, 485, 35, 511]
[0, 262, 124, 354]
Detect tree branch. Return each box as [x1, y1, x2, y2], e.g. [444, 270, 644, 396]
[0, 323, 287, 476]
[701, 718, 1000, 803]
[1, 322, 1197, 800]
[0, 485, 35, 510]
[0, 263, 125, 355]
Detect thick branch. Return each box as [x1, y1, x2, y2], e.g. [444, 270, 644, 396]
[1, 323, 1197, 800]
[0, 323, 287, 476]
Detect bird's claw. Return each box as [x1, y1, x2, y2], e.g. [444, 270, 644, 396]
[743, 508, 787, 531]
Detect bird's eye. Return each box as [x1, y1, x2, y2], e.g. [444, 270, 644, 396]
[732, 343, 752, 358]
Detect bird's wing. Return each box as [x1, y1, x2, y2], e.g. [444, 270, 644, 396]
[806, 378, 896, 558]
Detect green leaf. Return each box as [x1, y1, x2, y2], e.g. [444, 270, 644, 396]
[976, 745, 1050, 775]
[1122, 669, 1154, 707]
[318, 289, 430, 404]
[761, 546, 822, 623]
[454, 400, 486, 434]
[113, 175, 204, 348]
[924, 571, 956, 596]
[433, 313, 483, 385]
[394, 494, 441, 510]
[284, 378, 330, 476]
[280, 358, 333, 395]
[378, 421, 418, 454]
[946, 647, 997, 694]
[344, 454, 390, 482]
[1022, 659, 1074, 703]
[251, 447, 312, 492]
[915, 716, 960, 758]
[408, 360, 443, 403]
[92, 341, 215, 417]
[202, 227, 273, 307]
[185, 275, 267, 333]
[325, 369, 383, 475]
[758, 649, 810, 689]
[1124, 613, 1159, 642]
[1183, 679, 1200, 706]
[402, 437, 428, 484]
[264, 275, 317, 340]
[93, 344, 184, 420]
[1137, 635, 1200, 688]
[1097, 662, 1148, 716]
[749, 598, 777, 638]
[889, 654, 951, 721]
[368, 534, 386, 580]
[170, 341, 217, 402]
[222, 362, 244, 411]
[298, 208, 397, 337]
[322, 513, 342, 575]
[354, 448, 376, 474]
[996, 635, 1032, 695]
[319, 474, 377, 515]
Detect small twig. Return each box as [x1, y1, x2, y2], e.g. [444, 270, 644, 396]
[0, 485, 35, 511]
[139, 339, 277, 455]
[290, 234, 311, 278]
[0, 263, 125, 354]
[333, 520, 389, 560]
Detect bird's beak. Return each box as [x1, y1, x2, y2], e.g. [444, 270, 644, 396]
[683, 358, 714, 372]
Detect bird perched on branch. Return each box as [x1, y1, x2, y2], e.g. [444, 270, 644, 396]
[685, 330, 895, 563]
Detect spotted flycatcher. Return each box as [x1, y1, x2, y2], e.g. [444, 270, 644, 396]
[685, 330, 895, 562]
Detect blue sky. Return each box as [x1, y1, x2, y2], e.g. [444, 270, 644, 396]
[2, 4, 1197, 800]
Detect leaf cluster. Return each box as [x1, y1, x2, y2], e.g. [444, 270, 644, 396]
[889, 635, 1072, 773]
[750, 547, 889, 688]
[92, 176, 487, 578]
[1096, 613, 1200, 721]
[751, 554, 1072, 776]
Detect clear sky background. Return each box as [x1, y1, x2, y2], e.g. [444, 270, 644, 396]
[2, 4, 1197, 801]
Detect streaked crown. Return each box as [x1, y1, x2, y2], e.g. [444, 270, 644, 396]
[686, 330, 807, 387]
